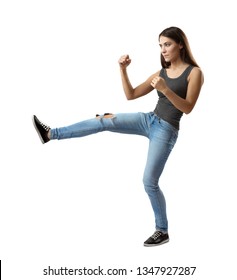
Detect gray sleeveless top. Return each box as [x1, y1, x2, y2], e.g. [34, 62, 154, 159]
[154, 65, 194, 130]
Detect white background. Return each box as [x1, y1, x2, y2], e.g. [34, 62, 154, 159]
[1, 0, 236, 279]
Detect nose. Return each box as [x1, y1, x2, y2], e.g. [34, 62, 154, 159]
[161, 45, 166, 53]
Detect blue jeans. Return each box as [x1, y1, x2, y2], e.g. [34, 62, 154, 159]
[51, 112, 178, 232]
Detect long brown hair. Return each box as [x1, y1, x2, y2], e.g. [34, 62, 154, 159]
[159, 27, 199, 68]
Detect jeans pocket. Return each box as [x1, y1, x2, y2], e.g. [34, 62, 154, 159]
[148, 112, 158, 127]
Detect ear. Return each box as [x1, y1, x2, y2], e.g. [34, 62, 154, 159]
[179, 43, 183, 50]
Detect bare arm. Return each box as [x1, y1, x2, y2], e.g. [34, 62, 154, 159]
[118, 54, 157, 100]
[151, 67, 204, 114]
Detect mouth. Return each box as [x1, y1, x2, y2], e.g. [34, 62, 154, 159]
[163, 55, 169, 61]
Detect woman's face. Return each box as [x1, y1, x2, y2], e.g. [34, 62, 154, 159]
[159, 36, 183, 63]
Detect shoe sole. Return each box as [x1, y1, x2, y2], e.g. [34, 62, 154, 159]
[143, 238, 169, 247]
[32, 115, 46, 144]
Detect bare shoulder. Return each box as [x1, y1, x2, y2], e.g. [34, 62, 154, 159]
[147, 70, 161, 81]
[189, 67, 204, 84]
[154, 69, 161, 76]
[141, 70, 161, 86]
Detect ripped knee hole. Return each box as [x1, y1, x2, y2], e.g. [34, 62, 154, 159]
[96, 113, 115, 119]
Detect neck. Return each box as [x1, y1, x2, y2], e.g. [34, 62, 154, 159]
[169, 58, 187, 70]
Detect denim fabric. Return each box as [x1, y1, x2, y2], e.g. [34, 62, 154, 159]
[51, 112, 178, 232]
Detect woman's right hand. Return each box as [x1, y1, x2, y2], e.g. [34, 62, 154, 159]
[118, 54, 131, 69]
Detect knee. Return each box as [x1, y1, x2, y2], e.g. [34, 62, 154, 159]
[96, 113, 115, 119]
[143, 175, 159, 193]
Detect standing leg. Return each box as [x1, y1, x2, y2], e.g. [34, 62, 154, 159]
[143, 117, 178, 246]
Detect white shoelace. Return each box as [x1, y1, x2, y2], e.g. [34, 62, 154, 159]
[151, 231, 162, 240]
[40, 121, 50, 131]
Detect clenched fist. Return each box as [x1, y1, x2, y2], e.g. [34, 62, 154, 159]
[151, 76, 167, 93]
[118, 54, 131, 69]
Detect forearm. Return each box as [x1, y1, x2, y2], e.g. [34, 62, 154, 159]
[120, 68, 134, 100]
[162, 88, 194, 114]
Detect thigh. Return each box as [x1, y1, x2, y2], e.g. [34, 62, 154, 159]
[143, 120, 178, 183]
[100, 112, 150, 137]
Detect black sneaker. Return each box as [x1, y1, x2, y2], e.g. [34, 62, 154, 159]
[32, 115, 50, 144]
[144, 231, 169, 247]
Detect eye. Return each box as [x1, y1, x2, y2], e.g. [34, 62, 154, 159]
[164, 42, 171, 47]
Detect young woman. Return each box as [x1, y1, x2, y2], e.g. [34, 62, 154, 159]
[33, 26, 204, 247]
